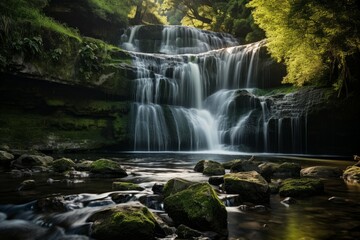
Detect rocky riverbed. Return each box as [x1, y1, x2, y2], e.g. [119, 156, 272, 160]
[0, 150, 359, 239]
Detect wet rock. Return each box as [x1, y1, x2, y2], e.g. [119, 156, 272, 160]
[0, 150, 14, 167]
[239, 204, 268, 213]
[273, 162, 301, 178]
[194, 160, 225, 176]
[18, 179, 36, 191]
[208, 176, 224, 186]
[279, 178, 324, 197]
[269, 181, 280, 194]
[163, 178, 194, 198]
[87, 199, 115, 207]
[88, 203, 165, 240]
[112, 182, 144, 191]
[138, 195, 163, 210]
[343, 166, 360, 184]
[301, 166, 342, 178]
[223, 171, 270, 204]
[110, 193, 134, 204]
[176, 224, 202, 239]
[51, 158, 76, 173]
[89, 159, 127, 178]
[230, 159, 261, 173]
[164, 183, 227, 236]
[258, 162, 280, 181]
[31, 166, 49, 173]
[12, 154, 53, 169]
[152, 183, 164, 194]
[281, 197, 297, 205]
[75, 160, 93, 171]
[222, 159, 243, 169]
[36, 196, 67, 212]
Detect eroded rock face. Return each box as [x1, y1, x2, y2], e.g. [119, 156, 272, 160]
[223, 171, 270, 204]
[163, 183, 227, 236]
[88, 203, 164, 240]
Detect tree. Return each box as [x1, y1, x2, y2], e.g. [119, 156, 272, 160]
[247, 0, 360, 95]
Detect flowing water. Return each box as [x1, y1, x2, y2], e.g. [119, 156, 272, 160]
[121, 25, 312, 154]
[0, 153, 359, 240]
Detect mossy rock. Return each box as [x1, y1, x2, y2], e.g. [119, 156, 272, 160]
[112, 182, 144, 191]
[75, 160, 93, 171]
[90, 159, 127, 177]
[88, 203, 164, 240]
[164, 183, 227, 236]
[51, 158, 75, 172]
[12, 154, 53, 169]
[273, 162, 301, 178]
[279, 178, 324, 197]
[163, 178, 195, 198]
[230, 160, 261, 173]
[194, 160, 225, 176]
[222, 159, 243, 169]
[343, 166, 360, 184]
[258, 162, 281, 181]
[223, 171, 270, 204]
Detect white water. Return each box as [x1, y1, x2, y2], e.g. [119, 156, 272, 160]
[122, 25, 308, 153]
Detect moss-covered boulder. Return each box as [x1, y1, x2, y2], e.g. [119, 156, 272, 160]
[301, 166, 342, 178]
[343, 166, 360, 184]
[0, 150, 14, 168]
[51, 158, 75, 172]
[112, 182, 144, 191]
[163, 183, 227, 236]
[273, 162, 301, 178]
[75, 160, 93, 171]
[194, 160, 225, 176]
[223, 171, 270, 204]
[230, 159, 261, 173]
[163, 178, 194, 198]
[88, 203, 164, 240]
[12, 154, 53, 169]
[222, 159, 243, 169]
[279, 178, 324, 197]
[258, 162, 280, 181]
[90, 159, 127, 177]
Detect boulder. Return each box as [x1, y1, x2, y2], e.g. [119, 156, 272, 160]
[343, 166, 360, 184]
[88, 203, 164, 240]
[163, 183, 227, 236]
[208, 176, 224, 186]
[152, 183, 164, 194]
[12, 154, 53, 169]
[223, 171, 270, 204]
[222, 159, 243, 169]
[163, 178, 194, 198]
[75, 160, 93, 171]
[300, 166, 342, 178]
[36, 196, 67, 212]
[176, 224, 202, 239]
[51, 158, 75, 173]
[279, 178, 324, 197]
[230, 159, 261, 173]
[273, 162, 301, 178]
[112, 182, 144, 191]
[0, 151, 14, 166]
[194, 160, 225, 176]
[258, 162, 280, 181]
[90, 159, 127, 178]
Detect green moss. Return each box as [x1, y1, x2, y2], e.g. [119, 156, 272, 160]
[90, 205, 158, 240]
[222, 159, 243, 169]
[279, 178, 324, 197]
[164, 183, 227, 235]
[51, 157, 75, 172]
[163, 178, 195, 198]
[112, 182, 144, 191]
[90, 159, 119, 172]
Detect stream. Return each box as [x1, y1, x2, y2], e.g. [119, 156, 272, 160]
[0, 152, 359, 240]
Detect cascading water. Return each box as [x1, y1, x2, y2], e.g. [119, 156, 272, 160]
[121, 25, 307, 153]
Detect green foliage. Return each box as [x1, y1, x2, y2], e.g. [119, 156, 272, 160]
[12, 36, 43, 57]
[247, 0, 360, 95]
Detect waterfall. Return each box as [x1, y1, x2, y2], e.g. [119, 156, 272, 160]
[122, 25, 307, 153]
